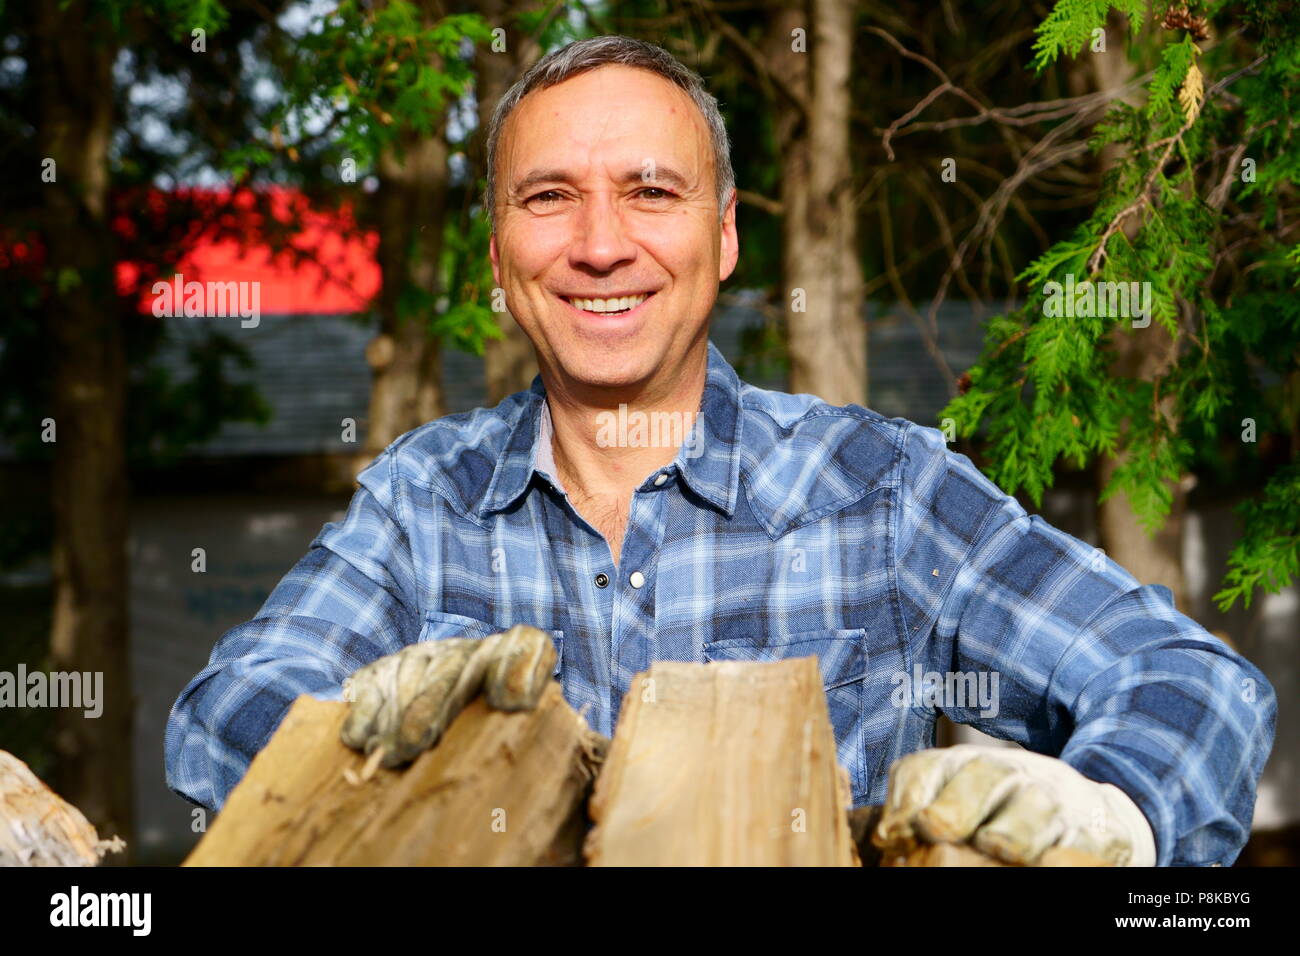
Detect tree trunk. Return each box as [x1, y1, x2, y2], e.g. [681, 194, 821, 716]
[473, 1, 540, 404]
[360, 1, 451, 465]
[1083, 15, 1189, 607]
[362, 131, 449, 461]
[33, 0, 132, 854]
[765, 0, 866, 406]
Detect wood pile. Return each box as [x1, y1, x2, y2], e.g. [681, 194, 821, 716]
[178, 657, 1107, 867]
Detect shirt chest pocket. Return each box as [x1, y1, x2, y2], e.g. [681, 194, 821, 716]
[702, 629, 869, 803]
[418, 611, 564, 678]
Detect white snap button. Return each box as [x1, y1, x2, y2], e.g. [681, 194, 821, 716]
[629, 571, 645, 589]
[653, 473, 668, 487]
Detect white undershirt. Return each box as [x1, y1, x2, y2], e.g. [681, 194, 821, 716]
[534, 400, 568, 494]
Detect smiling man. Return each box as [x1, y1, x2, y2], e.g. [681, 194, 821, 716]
[486, 56, 733, 564]
[166, 35, 1275, 867]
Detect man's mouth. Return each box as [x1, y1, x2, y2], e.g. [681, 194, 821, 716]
[560, 292, 655, 316]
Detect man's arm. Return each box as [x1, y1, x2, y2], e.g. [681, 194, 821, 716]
[164, 451, 419, 811]
[896, 423, 1277, 866]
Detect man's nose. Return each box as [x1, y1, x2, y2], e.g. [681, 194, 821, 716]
[567, 194, 638, 272]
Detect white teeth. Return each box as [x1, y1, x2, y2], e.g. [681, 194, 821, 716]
[568, 293, 649, 313]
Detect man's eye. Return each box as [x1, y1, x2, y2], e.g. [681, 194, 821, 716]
[526, 190, 564, 205]
[637, 187, 674, 200]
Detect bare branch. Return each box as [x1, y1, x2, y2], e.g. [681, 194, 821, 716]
[737, 189, 782, 216]
[685, 0, 809, 118]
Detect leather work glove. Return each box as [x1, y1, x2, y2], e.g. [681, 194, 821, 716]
[874, 744, 1156, 866]
[340, 624, 557, 769]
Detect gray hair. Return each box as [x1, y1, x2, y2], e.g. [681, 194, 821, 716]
[484, 35, 735, 228]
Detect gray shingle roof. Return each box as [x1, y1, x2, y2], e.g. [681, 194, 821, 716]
[1, 300, 999, 459]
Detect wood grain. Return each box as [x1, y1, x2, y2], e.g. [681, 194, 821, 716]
[584, 657, 860, 866]
[0, 750, 122, 866]
[184, 682, 604, 866]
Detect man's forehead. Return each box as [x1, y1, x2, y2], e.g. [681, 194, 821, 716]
[502, 66, 710, 188]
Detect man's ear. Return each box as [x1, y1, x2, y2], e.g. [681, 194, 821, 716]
[718, 189, 739, 283]
[489, 232, 501, 287]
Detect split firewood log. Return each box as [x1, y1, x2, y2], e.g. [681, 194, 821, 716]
[185, 683, 605, 866]
[584, 658, 860, 866]
[0, 750, 125, 866]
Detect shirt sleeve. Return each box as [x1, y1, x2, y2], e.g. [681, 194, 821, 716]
[164, 449, 420, 811]
[895, 422, 1277, 866]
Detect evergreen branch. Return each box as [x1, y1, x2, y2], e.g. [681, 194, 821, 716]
[1214, 463, 1300, 610]
[1088, 50, 1269, 274]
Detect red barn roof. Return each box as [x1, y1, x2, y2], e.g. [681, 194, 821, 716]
[114, 186, 381, 316]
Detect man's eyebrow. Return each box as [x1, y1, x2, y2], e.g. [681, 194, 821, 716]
[511, 166, 692, 195]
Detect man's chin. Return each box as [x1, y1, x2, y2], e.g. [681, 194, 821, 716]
[554, 346, 660, 392]
[560, 363, 652, 392]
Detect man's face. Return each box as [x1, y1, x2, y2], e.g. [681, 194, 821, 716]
[490, 64, 738, 396]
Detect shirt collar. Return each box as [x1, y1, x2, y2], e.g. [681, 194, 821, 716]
[477, 340, 743, 519]
[674, 340, 743, 515]
[478, 373, 548, 518]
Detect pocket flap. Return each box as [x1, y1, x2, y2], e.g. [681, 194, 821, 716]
[419, 613, 563, 676]
[702, 629, 867, 689]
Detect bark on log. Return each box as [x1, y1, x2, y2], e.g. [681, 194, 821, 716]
[0, 750, 124, 866]
[584, 658, 860, 866]
[184, 683, 604, 866]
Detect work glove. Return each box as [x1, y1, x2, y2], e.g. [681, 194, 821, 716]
[340, 624, 557, 769]
[873, 744, 1156, 866]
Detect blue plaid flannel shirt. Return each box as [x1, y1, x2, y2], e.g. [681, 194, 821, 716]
[166, 341, 1275, 865]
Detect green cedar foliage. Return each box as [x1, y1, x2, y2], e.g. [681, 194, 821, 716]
[940, 1, 1300, 610]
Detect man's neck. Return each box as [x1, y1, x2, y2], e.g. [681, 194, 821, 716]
[546, 348, 717, 561]
[543, 349, 708, 502]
